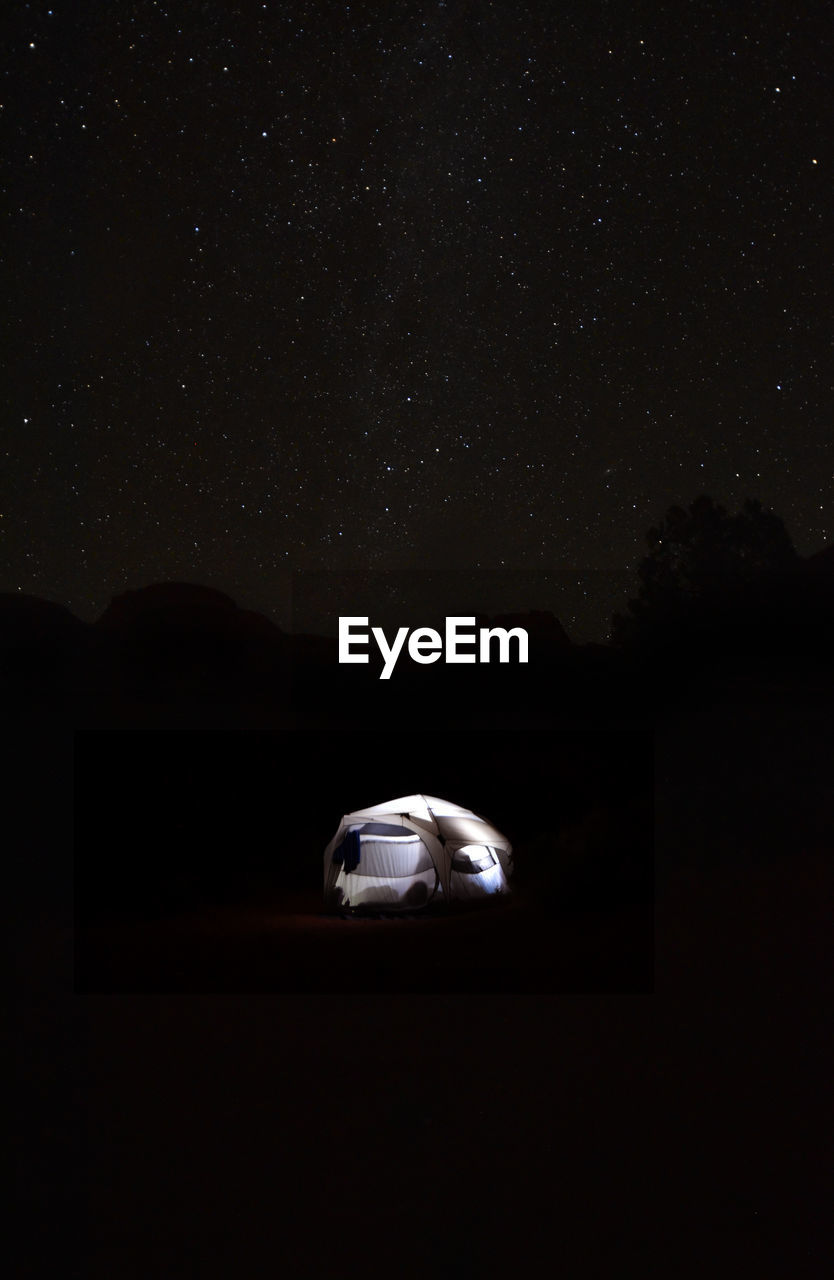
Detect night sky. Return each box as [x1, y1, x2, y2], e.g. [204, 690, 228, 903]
[3, 1, 830, 640]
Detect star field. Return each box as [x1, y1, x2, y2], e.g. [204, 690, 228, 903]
[3, 1, 831, 639]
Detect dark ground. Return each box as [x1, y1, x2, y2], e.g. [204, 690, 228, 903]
[8, 609, 834, 1276]
[70, 722, 655, 996]
[12, 845, 832, 1278]
[73, 891, 655, 994]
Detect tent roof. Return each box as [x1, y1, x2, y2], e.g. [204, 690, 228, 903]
[345, 793, 476, 820]
[342, 794, 509, 849]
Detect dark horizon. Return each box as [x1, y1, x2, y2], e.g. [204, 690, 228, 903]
[4, 567, 628, 644]
[4, 500, 831, 644]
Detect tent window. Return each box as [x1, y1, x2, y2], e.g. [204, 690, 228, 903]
[451, 849, 497, 874]
[350, 835, 434, 878]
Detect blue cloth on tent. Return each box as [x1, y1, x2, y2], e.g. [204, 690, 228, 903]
[333, 828, 361, 872]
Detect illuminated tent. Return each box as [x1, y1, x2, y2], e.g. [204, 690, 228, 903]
[323, 794, 513, 913]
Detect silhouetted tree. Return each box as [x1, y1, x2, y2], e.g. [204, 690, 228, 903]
[612, 496, 798, 648]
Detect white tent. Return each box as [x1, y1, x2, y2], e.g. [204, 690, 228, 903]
[323, 794, 513, 913]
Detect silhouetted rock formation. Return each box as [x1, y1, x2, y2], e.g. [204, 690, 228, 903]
[92, 583, 290, 720]
[98, 582, 238, 627]
[0, 593, 90, 710]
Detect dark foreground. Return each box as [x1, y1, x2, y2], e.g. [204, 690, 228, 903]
[10, 673, 834, 1276]
[12, 848, 832, 1279]
[75, 891, 653, 994]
